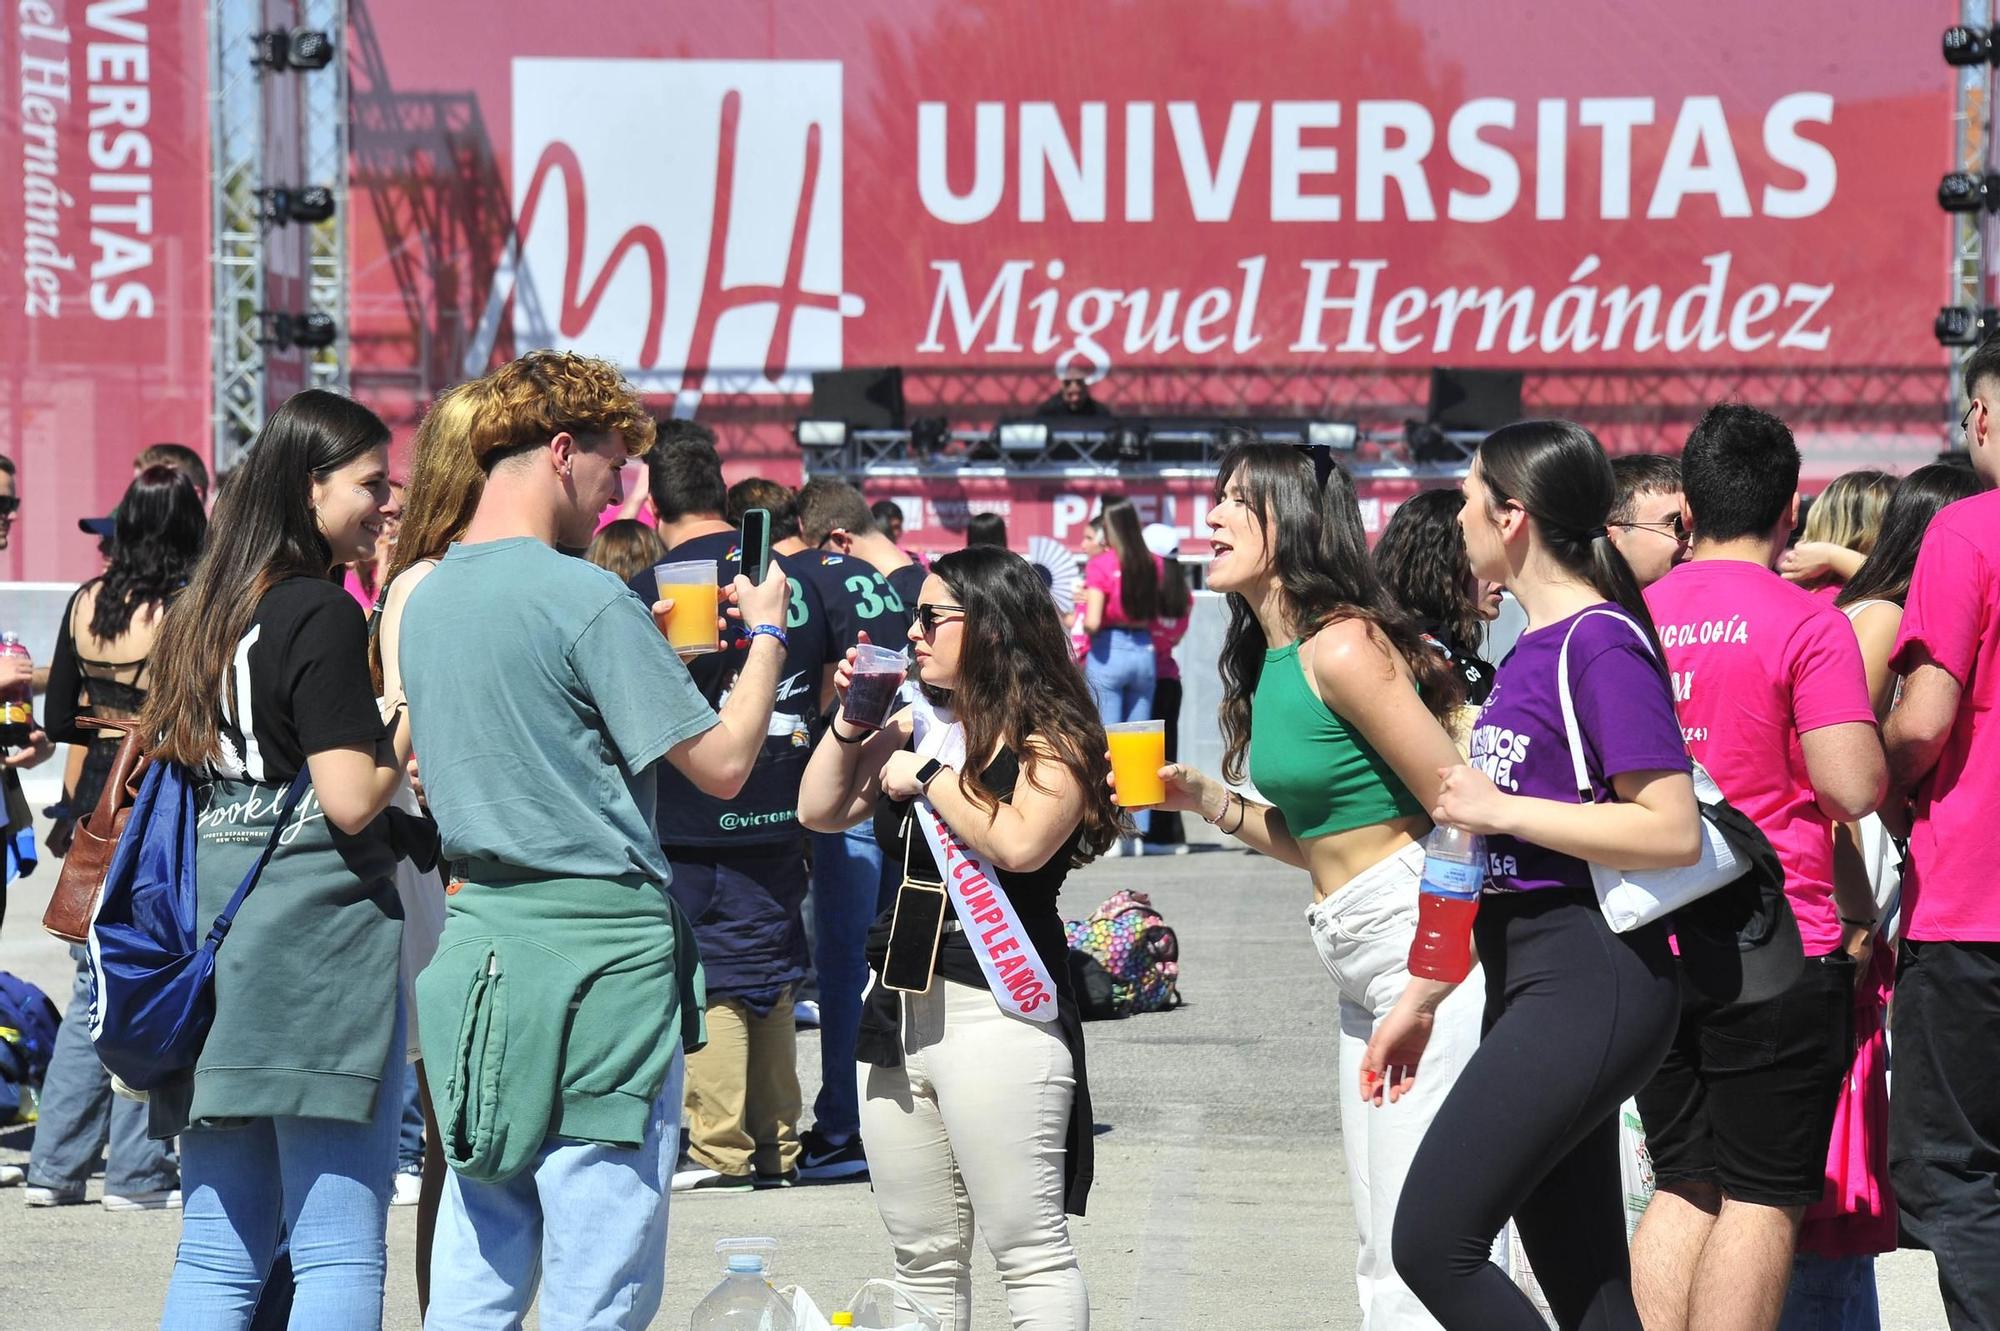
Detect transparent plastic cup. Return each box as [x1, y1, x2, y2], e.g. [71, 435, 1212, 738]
[1106, 719, 1167, 808]
[653, 559, 721, 656]
[841, 643, 908, 730]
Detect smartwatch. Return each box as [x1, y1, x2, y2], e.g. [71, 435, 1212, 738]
[914, 757, 946, 791]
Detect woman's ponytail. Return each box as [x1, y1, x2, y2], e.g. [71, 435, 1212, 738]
[1478, 420, 1669, 667]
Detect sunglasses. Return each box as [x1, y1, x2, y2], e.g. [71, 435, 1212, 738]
[0, 496, 19, 517]
[913, 602, 966, 635]
[1297, 443, 1341, 493]
[1614, 516, 1689, 544]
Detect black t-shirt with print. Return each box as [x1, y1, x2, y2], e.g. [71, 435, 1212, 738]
[804, 552, 920, 653]
[632, 531, 839, 847]
[215, 577, 387, 785]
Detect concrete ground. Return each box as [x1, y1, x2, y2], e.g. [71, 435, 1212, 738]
[0, 841, 1952, 1329]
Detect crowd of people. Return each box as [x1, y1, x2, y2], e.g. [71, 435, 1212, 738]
[1, 341, 1998, 1331]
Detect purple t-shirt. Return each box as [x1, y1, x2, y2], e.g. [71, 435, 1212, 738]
[1470, 606, 1691, 892]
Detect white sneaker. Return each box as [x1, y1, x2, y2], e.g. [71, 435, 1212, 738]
[102, 1188, 181, 1212]
[23, 1185, 86, 1207]
[391, 1171, 423, 1207]
[793, 999, 821, 1029]
[0, 1164, 23, 1187]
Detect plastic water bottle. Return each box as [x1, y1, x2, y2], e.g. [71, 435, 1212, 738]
[0, 633, 33, 747]
[1407, 823, 1484, 982]
[691, 1248, 795, 1331]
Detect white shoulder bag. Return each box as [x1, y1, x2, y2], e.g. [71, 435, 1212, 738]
[1555, 609, 1746, 932]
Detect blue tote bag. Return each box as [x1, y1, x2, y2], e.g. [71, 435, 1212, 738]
[86, 761, 309, 1091]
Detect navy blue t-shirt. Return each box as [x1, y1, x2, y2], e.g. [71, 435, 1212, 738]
[630, 532, 838, 847]
[804, 553, 924, 654]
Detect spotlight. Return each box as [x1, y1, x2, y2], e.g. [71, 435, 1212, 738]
[286, 29, 335, 70]
[1307, 421, 1359, 453]
[250, 28, 335, 71]
[254, 187, 337, 226]
[1115, 425, 1148, 461]
[794, 419, 848, 450]
[288, 186, 335, 223]
[1944, 25, 1995, 66]
[1935, 306, 1999, 346]
[996, 421, 1050, 456]
[1405, 420, 1461, 464]
[1937, 172, 2000, 212]
[250, 30, 290, 70]
[261, 311, 337, 350]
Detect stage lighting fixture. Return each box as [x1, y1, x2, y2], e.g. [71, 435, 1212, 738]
[1405, 420, 1465, 465]
[1944, 25, 1994, 65]
[794, 419, 848, 450]
[261, 311, 337, 350]
[997, 421, 1050, 455]
[1938, 172, 2000, 212]
[1115, 425, 1148, 461]
[254, 187, 337, 226]
[250, 30, 290, 70]
[1935, 306, 1998, 346]
[1307, 422, 1359, 453]
[287, 29, 336, 69]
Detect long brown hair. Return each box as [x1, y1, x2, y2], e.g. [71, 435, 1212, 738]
[1373, 488, 1482, 652]
[143, 390, 390, 765]
[1213, 444, 1463, 784]
[1099, 496, 1158, 621]
[926, 545, 1122, 860]
[369, 380, 490, 692]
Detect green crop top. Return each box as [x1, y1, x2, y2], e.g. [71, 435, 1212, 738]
[1247, 641, 1426, 839]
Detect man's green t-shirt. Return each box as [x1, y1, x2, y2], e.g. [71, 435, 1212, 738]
[401, 538, 717, 883]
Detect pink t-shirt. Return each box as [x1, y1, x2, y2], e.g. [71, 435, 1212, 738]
[1151, 613, 1189, 680]
[1084, 550, 1167, 627]
[1890, 491, 2000, 942]
[1646, 561, 1876, 954]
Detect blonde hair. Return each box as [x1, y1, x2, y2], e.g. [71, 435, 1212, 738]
[1801, 470, 1897, 559]
[472, 349, 655, 467]
[585, 519, 667, 585]
[369, 379, 491, 691]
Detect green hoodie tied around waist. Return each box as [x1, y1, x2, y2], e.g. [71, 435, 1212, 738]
[415, 869, 707, 1184]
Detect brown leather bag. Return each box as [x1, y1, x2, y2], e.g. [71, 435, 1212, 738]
[41, 718, 149, 943]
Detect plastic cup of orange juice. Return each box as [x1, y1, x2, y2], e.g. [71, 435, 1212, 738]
[653, 559, 721, 656]
[1106, 720, 1167, 808]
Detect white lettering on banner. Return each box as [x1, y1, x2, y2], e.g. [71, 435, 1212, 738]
[917, 93, 1837, 225]
[84, 0, 156, 319]
[922, 249, 1835, 370]
[18, 7, 75, 316]
[470, 59, 866, 393]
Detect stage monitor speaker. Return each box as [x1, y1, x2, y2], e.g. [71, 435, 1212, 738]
[811, 367, 906, 430]
[1428, 368, 1523, 433]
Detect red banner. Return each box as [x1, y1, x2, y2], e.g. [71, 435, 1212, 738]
[352, 0, 1945, 424]
[1, 1, 211, 581]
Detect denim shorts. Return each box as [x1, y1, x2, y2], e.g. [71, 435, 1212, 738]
[1637, 950, 1855, 1207]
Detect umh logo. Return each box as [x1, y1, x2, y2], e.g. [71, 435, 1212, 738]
[467, 59, 862, 399]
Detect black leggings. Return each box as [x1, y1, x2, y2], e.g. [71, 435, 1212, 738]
[1392, 889, 1679, 1331]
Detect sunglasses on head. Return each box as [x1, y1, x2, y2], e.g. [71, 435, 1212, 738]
[913, 602, 966, 635]
[1297, 443, 1341, 494]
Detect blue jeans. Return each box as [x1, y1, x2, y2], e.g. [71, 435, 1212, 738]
[811, 823, 889, 1143]
[1777, 1253, 1879, 1331]
[26, 945, 178, 1196]
[1086, 627, 1157, 836]
[160, 1002, 405, 1331]
[397, 1060, 425, 1174]
[425, 1048, 685, 1331]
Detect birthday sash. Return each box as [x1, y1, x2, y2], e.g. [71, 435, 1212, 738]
[910, 698, 1058, 1023]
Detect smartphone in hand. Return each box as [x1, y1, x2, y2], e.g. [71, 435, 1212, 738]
[738, 507, 772, 586]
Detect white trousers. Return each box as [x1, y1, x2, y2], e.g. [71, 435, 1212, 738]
[858, 975, 1086, 1331]
[1306, 840, 1489, 1331]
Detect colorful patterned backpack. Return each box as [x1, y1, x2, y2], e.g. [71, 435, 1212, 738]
[1064, 889, 1182, 1020]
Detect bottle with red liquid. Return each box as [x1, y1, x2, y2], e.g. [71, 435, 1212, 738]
[1408, 822, 1484, 982]
[0, 633, 33, 749]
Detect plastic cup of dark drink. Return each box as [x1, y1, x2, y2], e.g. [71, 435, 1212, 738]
[841, 643, 908, 731]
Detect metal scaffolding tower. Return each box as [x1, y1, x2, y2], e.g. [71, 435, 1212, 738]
[209, 0, 350, 473]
